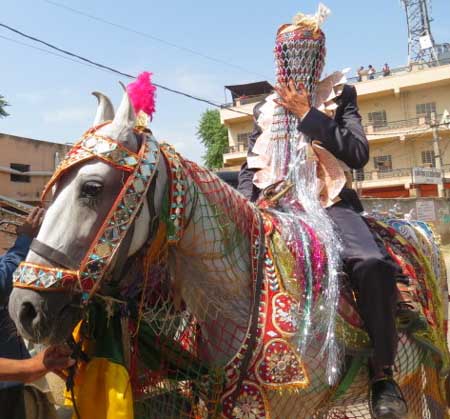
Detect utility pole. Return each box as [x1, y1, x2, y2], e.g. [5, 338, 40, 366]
[431, 111, 444, 197]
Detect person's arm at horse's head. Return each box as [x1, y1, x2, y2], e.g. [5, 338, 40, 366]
[0, 344, 74, 383]
[0, 208, 44, 302]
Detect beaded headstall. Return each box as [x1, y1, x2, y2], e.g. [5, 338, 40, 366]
[13, 124, 160, 297]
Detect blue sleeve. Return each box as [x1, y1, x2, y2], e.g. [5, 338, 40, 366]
[0, 235, 32, 302]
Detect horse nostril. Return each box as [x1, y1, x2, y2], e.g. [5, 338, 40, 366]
[20, 302, 38, 325]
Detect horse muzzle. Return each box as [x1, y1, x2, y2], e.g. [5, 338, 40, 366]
[8, 287, 81, 344]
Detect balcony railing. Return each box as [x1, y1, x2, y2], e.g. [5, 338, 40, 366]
[355, 168, 413, 181]
[225, 144, 247, 154]
[363, 114, 446, 135]
[354, 166, 450, 182]
[347, 57, 450, 84]
[367, 117, 421, 132]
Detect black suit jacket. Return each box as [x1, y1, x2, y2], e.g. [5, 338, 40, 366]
[237, 84, 369, 209]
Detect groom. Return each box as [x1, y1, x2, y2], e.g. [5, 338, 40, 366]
[238, 79, 408, 418]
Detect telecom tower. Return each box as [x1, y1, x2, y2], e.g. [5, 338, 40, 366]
[401, 0, 439, 64]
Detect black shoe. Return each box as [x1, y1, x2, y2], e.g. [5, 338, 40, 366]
[369, 377, 408, 419]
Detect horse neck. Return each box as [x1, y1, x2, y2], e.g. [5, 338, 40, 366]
[173, 160, 256, 364]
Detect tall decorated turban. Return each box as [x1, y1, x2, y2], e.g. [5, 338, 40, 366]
[275, 4, 329, 104]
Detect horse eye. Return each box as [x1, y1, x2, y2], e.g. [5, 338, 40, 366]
[81, 181, 103, 198]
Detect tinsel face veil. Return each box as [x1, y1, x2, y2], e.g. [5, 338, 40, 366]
[250, 3, 349, 205]
[251, 3, 346, 385]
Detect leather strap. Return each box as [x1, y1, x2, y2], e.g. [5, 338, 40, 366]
[110, 222, 135, 285]
[30, 239, 79, 270]
[111, 172, 159, 285]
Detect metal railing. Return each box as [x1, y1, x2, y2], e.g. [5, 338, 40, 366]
[355, 168, 412, 181]
[365, 117, 423, 132]
[363, 114, 446, 134]
[225, 144, 247, 154]
[378, 168, 412, 179]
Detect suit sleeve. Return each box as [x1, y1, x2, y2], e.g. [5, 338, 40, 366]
[237, 125, 262, 201]
[298, 85, 369, 169]
[0, 235, 32, 302]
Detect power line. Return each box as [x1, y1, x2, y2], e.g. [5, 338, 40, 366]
[0, 34, 111, 74]
[43, 0, 270, 79]
[0, 22, 253, 116]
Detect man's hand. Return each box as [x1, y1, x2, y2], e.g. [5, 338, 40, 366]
[16, 207, 44, 238]
[25, 345, 75, 382]
[274, 80, 311, 118]
[0, 344, 74, 383]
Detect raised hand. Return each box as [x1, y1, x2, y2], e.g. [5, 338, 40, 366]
[274, 80, 311, 118]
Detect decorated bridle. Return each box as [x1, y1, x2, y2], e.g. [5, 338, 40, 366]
[13, 123, 161, 300]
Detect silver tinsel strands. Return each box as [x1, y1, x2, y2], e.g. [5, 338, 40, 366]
[290, 143, 343, 385]
[265, 3, 343, 385]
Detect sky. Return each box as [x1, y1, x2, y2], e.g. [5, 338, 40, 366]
[1, 0, 449, 163]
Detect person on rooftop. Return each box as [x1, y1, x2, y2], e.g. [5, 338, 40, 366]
[357, 66, 365, 82]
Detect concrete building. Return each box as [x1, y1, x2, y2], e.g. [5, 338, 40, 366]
[0, 133, 69, 203]
[220, 81, 273, 170]
[0, 133, 69, 251]
[220, 62, 450, 198]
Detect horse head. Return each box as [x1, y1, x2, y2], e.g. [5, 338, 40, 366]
[8, 87, 166, 344]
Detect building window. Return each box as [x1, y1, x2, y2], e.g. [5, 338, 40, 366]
[236, 132, 251, 151]
[374, 155, 392, 172]
[416, 102, 436, 119]
[421, 150, 435, 167]
[368, 110, 387, 128]
[354, 168, 365, 181]
[10, 163, 31, 183]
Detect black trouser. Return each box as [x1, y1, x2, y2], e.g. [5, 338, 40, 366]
[327, 200, 400, 366]
[0, 385, 26, 419]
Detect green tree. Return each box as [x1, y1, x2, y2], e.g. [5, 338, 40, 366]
[197, 109, 228, 169]
[0, 95, 9, 118]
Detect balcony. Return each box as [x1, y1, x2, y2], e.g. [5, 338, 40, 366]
[220, 93, 271, 124]
[364, 116, 426, 136]
[354, 166, 450, 190]
[223, 143, 248, 166]
[355, 168, 413, 182]
[362, 114, 448, 140]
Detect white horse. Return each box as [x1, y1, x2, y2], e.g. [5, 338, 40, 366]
[8, 88, 449, 418]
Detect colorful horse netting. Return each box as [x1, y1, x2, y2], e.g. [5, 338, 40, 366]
[72, 151, 450, 419]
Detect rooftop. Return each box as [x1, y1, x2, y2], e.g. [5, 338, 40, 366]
[225, 81, 273, 101]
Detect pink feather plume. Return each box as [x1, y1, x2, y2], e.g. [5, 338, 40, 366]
[127, 71, 157, 118]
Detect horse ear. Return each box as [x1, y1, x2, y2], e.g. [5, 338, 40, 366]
[111, 86, 136, 131]
[92, 92, 115, 126]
